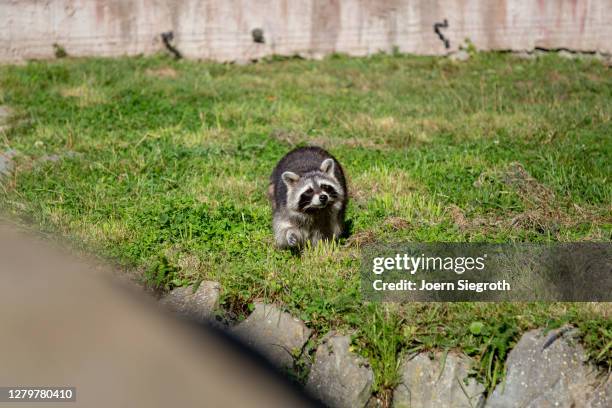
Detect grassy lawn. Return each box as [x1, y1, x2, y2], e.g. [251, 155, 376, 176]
[1, 52, 610, 399]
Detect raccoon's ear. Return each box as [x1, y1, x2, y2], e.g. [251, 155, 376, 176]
[320, 158, 335, 176]
[281, 171, 300, 187]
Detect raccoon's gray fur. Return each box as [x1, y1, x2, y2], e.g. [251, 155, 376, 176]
[268, 146, 347, 249]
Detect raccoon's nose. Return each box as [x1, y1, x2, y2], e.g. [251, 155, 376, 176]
[319, 194, 328, 204]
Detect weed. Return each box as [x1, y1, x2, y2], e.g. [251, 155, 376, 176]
[52, 43, 68, 59]
[144, 254, 184, 291]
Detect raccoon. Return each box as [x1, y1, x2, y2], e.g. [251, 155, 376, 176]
[268, 146, 348, 249]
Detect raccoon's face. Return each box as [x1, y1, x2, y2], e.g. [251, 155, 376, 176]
[282, 158, 343, 213]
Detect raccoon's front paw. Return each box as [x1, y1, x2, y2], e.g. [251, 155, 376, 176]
[286, 229, 300, 247]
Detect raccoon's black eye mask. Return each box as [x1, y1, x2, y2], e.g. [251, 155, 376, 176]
[298, 189, 314, 210]
[320, 184, 339, 198]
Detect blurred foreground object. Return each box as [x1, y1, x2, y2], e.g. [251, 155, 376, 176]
[0, 224, 317, 408]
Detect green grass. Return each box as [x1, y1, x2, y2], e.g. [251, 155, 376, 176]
[1, 52, 610, 400]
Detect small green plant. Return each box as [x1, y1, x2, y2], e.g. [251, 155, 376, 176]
[144, 254, 182, 291]
[465, 321, 519, 391]
[461, 38, 478, 56]
[576, 316, 612, 368]
[52, 43, 68, 58]
[353, 305, 404, 400]
[291, 337, 317, 385]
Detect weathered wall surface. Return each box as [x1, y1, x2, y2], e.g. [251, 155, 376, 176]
[1, 0, 610, 62]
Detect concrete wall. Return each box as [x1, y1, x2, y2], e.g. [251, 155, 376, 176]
[1, 0, 610, 63]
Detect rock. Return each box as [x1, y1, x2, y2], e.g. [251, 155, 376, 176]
[590, 52, 611, 66]
[366, 395, 385, 408]
[0, 106, 12, 122]
[39, 151, 81, 163]
[449, 50, 470, 62]
[587, 374, 611, 408]
[309, 52, 326, 61]
[306, 333, 373, 408]
[486, 328, 598, 408]
[513, 51, 536, 60]
[232, 303, 311, 370]
[0, 149, 18, 177]
[40, 154, 63, 163]
[392, 352, 484, 408]
[558, 50, 577, 59]
[0, 106, 13, 133]
[534, 49, 548, 58]
[233, 58, 252, 66]
[159, 281, 220, 322]
[595, 53, 612, 67]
